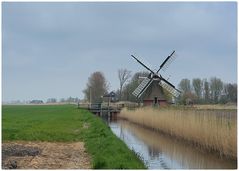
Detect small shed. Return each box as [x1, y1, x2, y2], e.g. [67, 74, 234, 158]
[103, 91, 117, 103]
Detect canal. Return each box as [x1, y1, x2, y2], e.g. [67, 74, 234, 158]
[108, 119, 237, 169]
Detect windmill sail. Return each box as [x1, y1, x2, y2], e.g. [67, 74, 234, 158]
[132, 77, 153, 98]
[131, 55, 154, 74]
[157, 51, 176, 72]
[159, 80, 181, 97]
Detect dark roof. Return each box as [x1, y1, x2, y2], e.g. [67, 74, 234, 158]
[103, 91, 116, 97]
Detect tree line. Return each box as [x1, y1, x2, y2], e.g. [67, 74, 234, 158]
[178, 78, 237, 104]
[46, 97, 80, 103]
[5, 96, 80, 104]
[83, 70, 237, 104]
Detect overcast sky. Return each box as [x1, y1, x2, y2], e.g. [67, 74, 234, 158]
[2, 2, 237, 102]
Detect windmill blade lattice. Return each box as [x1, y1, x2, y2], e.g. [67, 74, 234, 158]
[158, 51, 177, 72]
[131, 55, 154, 74]
[159, 80, 181, 97]
[132, 77, 153, 98]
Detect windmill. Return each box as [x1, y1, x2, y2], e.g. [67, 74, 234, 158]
[131, 51, 181, 106]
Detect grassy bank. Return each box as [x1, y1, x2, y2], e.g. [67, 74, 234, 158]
[2, 105, 146, 169]
[119, 107, 237, 159]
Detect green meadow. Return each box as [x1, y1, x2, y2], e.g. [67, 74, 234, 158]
[2, 105, 146, 169]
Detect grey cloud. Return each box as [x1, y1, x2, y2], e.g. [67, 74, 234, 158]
[2, 2, 237, 101]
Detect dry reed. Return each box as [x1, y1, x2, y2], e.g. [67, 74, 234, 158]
[194, 104, 237, 110]
[119, 107, 237, 159]
[119, 120, 236, 168]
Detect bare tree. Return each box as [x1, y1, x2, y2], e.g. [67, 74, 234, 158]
[83, 71, 109, 103]
[224, 83, 237, 103]
[192, 78, 203, 101]
[178, 78, 191, 93]
[203, 79, 210, 103]
[210, 77, 223, 103]
[46, 98, 57, 103]
[178, 78, 193, 104]
[118, 69, 132, 100]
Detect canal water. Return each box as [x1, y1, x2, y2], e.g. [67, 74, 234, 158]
[108, 119, 237, 169]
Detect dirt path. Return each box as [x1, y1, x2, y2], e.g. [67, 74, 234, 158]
[2, 141, 91, 169]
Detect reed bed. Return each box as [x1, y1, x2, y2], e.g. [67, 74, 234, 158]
[119, 107, 237, 159]
[194, 104, 237, 110]
[119, 120, 237, 169]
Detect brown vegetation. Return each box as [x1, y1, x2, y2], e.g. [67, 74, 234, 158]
[118, 120, 236, 169]
[83, 71, 109, 103]
[2, 141, 91, 169]
[194, 104, 237, 110]
[119, 107, 237, 159]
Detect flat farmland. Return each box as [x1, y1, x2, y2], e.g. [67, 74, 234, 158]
[2, 105, 146, 169]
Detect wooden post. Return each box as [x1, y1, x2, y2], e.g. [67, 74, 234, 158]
[108, 97, 110, 121]
[100, 104, 102, 117]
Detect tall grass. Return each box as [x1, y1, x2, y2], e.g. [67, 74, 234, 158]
[119, 120, 237, 169]
[119, 107, 237, 159]
[194, 104, 237, 110]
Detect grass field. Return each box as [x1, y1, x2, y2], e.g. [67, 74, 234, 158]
[2, 105, 146, 169]
[119, 107, 237, 159]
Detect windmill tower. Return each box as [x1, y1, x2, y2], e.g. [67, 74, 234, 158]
[131, 51, 181, 106]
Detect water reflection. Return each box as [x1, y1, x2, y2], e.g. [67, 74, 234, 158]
[109, 120, 237, 169]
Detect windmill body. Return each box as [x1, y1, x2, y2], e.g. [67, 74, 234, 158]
[142, 80, 168, 106]
[131, 51, 181, 106]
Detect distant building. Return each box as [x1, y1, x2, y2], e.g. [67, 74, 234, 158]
[103, 91, 117, 102]
[30, 100, 44, 104]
